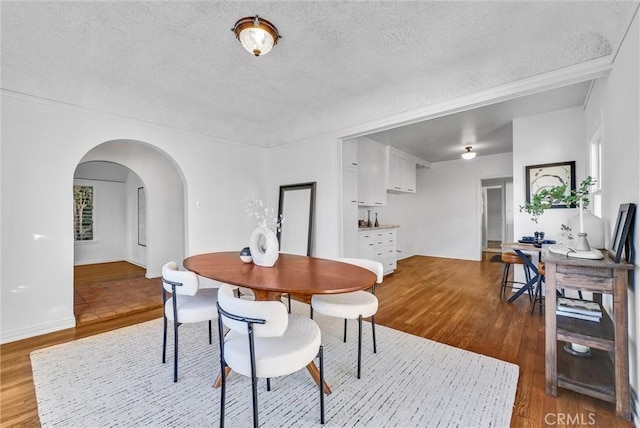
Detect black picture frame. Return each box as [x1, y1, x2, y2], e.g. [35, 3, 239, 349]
[525, 161, 576, 207]
[609, 203, 636, 263]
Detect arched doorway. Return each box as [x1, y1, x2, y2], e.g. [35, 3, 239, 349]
[73, 140, 186, 324]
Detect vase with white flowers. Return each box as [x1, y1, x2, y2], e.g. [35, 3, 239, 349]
[246, 198, 284, 267]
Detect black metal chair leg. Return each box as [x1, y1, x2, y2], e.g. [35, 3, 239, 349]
[287, 294, 291, 314]
[251, 373, 259, 428]
[217, 316, 226, 428]
[319, 345, 325, 425]
[371, 315, 377, 354]
[162, 315, 167, 364]
[266, 378, 271, 391]
[209, 320, 213, 345]
[357, 315, 362, 379]
[500, 263, 510, 298]
[220, 362, 226, 428]
[343, 319, 347, 343]
[173, 320, 179, 382]
[310, 306, 313, 319]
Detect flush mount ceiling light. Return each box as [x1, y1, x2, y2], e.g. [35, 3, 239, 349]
[232, 15, 281, 57]
[462, 146, 476, 160]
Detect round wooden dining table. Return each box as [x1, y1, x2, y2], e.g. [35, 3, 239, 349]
[183, 251, 378, 394]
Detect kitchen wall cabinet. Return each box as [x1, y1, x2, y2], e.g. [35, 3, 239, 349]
[357, 140, 386, 207]
[342, 139, 358, 168]
[386, 147, 416, 193]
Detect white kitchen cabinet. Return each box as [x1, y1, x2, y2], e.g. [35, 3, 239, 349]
[358, 228, 397, 275]
[342, 139, 359, 168]
[357, 140, 387, 207]
[342, 166, 359, 257]
[387, 147, 416, 193]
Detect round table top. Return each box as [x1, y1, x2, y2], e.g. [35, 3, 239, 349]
[183, 252, 377, 300]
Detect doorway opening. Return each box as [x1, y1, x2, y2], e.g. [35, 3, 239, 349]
[481, 177, 513, 254]
[72, 139, 186, 325]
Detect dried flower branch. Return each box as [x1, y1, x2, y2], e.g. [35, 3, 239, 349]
[246, 198, 284, 232]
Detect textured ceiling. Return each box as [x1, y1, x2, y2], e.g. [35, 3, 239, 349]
[2, 1, 637, 155]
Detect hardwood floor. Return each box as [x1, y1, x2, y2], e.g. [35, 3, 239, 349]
[74, 261, 162, 325]
[1, 255, 634, 427]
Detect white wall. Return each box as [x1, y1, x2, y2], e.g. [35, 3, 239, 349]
[512, 107, 587, 243]
[267, 137, 340, 258]
[73, 178, 126, 265]
[1, 92, 264, 343]
[412, 152, 513, 261]
[584, 10, 640, 418]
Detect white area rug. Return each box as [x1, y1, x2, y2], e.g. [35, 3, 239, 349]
[31, 301, 518, 427]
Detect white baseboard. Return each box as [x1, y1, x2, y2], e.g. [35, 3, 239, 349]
[124, 258, 147, 269]
[0, 316, 76, 344]
[74, 257, 124, 266]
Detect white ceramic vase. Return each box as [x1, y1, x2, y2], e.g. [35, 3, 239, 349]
[568, 209, 605, 249]
[249, 225, 280, 267]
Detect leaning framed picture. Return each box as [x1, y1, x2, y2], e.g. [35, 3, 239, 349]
[525, 161, 576, 207]
[609, 203, 636, 263]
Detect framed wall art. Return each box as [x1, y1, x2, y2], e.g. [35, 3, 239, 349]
[525, 161, 576, 207]
[138, 187, 147, 247]
[609, 203, 636, 263]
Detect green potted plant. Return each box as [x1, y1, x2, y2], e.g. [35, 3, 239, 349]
[520, 176, 594, 223]
[520, 176, 604, 249]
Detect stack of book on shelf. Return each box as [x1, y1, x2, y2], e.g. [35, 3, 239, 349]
[556, 297, 602, 322]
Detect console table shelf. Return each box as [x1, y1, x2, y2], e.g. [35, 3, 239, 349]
[543, 249, 632, 421]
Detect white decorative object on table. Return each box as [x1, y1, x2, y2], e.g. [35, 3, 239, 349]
[249, 225, 279, 267]
[246, 198, 283, 268]
[568, 209, 605, 249]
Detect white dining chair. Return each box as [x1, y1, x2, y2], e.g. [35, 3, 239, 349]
[216, 284, 325, 427]
[310, 258, 382, 379]
[161, 261, 219, 382]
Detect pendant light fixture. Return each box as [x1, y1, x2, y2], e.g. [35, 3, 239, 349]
[462, 146, 476, 160]
[232, 15, 281, 57]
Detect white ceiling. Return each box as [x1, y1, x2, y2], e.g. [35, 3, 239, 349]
[364, 80, 592, 162]
[2, 2, 637, 162]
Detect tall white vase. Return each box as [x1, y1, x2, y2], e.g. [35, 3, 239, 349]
[568, 209, 605, 249]
[249, 225, 280, 267]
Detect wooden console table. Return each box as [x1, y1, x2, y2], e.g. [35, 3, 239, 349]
[543, 249, 633, 420]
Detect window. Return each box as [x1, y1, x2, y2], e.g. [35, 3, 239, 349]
[589, 128, 603, 217]
[74, 185, 94, 241]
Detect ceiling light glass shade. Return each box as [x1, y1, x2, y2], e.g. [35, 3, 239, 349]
[233, 16, 280, 57]
[462, 146, 476, 160]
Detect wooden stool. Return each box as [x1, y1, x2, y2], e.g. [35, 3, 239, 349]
[500, 252, 532, 300]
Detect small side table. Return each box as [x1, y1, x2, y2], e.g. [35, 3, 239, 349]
[543, 249, 632, 420]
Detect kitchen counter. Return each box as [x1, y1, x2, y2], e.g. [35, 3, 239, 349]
[358, 224, 400, 231]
